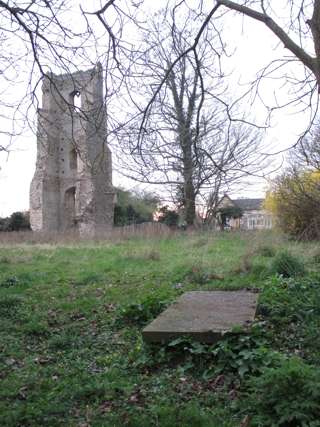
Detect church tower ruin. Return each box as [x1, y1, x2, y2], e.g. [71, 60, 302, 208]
[30, 64, 114, 236]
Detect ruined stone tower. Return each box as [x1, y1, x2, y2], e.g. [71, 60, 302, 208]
[30, 64, 114, 236]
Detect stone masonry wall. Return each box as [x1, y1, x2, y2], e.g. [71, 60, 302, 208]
[30, 64, 114, 236]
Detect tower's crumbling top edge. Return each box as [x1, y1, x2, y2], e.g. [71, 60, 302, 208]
[45, 64, 102, 82]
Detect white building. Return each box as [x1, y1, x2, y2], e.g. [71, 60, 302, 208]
[216, 195, 273, 230]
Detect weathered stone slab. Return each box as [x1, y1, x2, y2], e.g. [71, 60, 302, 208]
[142, 291, 258, 343]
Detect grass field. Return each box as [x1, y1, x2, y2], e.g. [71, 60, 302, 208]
[1, 230, 320, 426]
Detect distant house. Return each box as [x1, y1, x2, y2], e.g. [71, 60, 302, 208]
[216, 194, 273, 230]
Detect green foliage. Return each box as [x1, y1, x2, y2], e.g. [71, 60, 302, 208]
[270, 250, 305, 277]
[117, 294, 171, 326]
[260, 276, 320, 323]
[0, 211, 30, 232]
[132, 327, 281, 380]
[258, 275, 320, 364]
[0, 216, 9, 231]
[8, 211, 30, 231]
[215, 205, 243, 230]
[157, 205, 180, 227]
[0, 295, 24, 318]
[114, 188, 159, 226]
[219, 206, 243, 220]
[210, 332, 282, 378]
[244, 358, 320, 426]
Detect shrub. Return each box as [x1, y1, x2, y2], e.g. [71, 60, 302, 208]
[244, 357, 320, 426]
[270, 250, 305, 277]
[265, 169, 320, 239]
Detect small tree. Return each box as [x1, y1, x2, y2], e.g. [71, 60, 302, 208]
[157, 206, 180, 227]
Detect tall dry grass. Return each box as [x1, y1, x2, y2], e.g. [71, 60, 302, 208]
[0, 222, 174, 246]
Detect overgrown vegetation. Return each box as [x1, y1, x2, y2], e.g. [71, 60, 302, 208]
[0, 231, 319, 426]
[243, 357, 320, 426]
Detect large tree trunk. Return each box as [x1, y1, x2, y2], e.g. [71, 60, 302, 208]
[183, 134, 196, 226]
[168, 60, 199, 226]
[184, 175, 196, 225]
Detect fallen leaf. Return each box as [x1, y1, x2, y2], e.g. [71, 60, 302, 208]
[99, 401, 113, 413]
[240, 415, 250, 427]
[34, 356, 53, 364]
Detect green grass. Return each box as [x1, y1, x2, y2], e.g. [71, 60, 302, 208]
[0, 231, 320, 426]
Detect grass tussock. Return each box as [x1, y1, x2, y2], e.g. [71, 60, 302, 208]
[270, 250, 306, 278]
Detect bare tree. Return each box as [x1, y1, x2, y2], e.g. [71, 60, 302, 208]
[0, 2, 85, 136]
[213, 1, 320, 135]
[215, 0, 320, 91]
[0, 0, 128, 158]
[3, 1, 320, 138]
[116, 8, 265, 225]
[89, 1, 320, 142]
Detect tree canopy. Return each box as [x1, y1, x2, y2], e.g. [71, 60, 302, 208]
[113, 188, 159, 226]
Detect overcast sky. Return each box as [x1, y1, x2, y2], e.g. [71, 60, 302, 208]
[0, 1, 313, 216]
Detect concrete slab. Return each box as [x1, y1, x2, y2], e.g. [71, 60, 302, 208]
[142, 291, 258, 343]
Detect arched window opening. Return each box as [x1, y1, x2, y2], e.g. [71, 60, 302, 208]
[64, 186, 76, 229]
[69, 147, 77, 170]
[69, 90, 81, 110]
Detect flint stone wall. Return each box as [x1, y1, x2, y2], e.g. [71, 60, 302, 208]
[30, 64, 114, 236]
